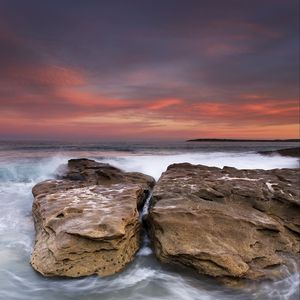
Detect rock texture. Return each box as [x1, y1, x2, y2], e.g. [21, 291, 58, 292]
[31, 159, 155, 277]
[148, 163, 300, 281]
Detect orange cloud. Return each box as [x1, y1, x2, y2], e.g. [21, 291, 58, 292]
[147, 98, 183, 110]
[0, 66, 298, 141]
[190, 99, 299, 123]
[244, 100, 298, 116]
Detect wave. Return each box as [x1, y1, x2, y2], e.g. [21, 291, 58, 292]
[0, 156, 68, 183]
[0, 151, 299, 300]
[98, 152, 298, 180]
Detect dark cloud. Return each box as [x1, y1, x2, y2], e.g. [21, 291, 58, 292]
[0, 0, 298, 139]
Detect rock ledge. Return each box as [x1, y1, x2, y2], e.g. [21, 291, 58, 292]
[31, 158, 155, 277]
[148, 163, 300, 281]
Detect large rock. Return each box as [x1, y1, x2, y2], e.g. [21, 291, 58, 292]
[148, 163, 300, 281]
[31, 159, 155, 277]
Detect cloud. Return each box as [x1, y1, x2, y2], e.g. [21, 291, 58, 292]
[0, 0, 298, 140]
[5, 65, 85, 87]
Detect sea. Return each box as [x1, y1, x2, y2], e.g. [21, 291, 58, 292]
[0, 140, 299, 300]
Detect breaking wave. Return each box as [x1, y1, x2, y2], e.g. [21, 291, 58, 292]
[0, 145, 299, 300]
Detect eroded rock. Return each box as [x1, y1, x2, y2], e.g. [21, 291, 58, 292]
[148, 163, 300, 281]
[31, 159, 155, 277]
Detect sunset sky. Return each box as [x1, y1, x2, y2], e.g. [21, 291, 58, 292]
[0, 0, 299, 141]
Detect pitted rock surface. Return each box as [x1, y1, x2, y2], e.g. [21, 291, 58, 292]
[31, 159, 155, 277]
[148, 163, 300, 281]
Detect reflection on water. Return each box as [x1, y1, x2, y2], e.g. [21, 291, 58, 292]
[0, 142, 299, 300]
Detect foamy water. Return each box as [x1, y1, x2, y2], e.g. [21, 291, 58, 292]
[100, 151, 298, 180]
[0, 141, 299, 300]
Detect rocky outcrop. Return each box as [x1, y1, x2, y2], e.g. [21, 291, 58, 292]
[258, 147, 300, 158]
[148, 163, 300, 281]
[31, 159, 155, 277]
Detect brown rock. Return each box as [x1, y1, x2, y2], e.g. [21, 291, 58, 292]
[148, 163, 300, 281]
[31, 159, 155, 277]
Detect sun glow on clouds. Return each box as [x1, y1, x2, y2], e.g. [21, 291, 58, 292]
[1, 93, 298, 141]
[0, 0, 299, 140]
[0, 68, 299, 140]
[147, 98, 183, 110]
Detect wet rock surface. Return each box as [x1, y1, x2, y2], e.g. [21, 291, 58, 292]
[148, 163, 300, 281]
[31, 159, 155, 277]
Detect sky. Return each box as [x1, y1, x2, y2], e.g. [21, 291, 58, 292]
[0, 0, 299, 141]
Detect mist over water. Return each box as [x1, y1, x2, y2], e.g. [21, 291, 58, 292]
[0, 141, 299, 300]
[100, 152, 298, 181]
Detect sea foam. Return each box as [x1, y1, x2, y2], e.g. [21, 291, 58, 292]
[99, 152, 298, 180]
[0, 150, 298, 300]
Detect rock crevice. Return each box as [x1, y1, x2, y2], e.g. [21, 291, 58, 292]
[31, 159, 155, 277]
[31, 159, 299, 282]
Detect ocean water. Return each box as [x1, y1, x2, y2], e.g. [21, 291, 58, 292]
[0, 140, 299, 300]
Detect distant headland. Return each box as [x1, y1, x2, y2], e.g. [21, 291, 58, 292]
[186, 138, 300, 142]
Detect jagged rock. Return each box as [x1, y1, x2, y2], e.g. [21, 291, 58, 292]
[31, 159, 155, 277]
[148, 163, 300, 281]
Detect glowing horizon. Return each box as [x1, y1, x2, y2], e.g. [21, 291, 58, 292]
[0, 1, 299, 141]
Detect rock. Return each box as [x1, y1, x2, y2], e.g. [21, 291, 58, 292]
[31, 159, 155, 277]
[148, 163, 300, 281]
[258, 147, 300, 158]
